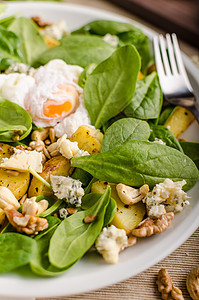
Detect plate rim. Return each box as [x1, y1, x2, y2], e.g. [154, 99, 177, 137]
[0, 2, 199, 298]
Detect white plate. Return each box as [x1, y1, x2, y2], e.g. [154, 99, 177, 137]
[0, 2, 199, 299]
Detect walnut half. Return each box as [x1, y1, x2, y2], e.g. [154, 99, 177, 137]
[186, 266, 199, 300]
[156, 268, 184, 300]
[4, 208, 48, 235]
[131, 212, 174, 237]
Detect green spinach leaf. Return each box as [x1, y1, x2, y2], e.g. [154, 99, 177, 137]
[30, 218, 70, 276]
[0, 98, 32, 142]
[124, 72, 162, 120]
[149, 124, 183, 152]
[34, 216, 61, 241]
[101, 117, 150, 152]
[72, 19, 151, 74]
[35, 195, 56, 206]
[0, 125, 27, 133]
[180, 141, 199, 169]
[103, 196, 117, 226]
[0, 16, 15, 28]
[72, 20, 138, 35]
[0, 233, 37, 273]
[0, 25, 23, 70]
[81, 192, 117, 226]
[36, 35, 115, 68]
[71, 140, 198, 191]
[71, 168, 93, 187]
[84, 45, 140, 128]
[78, 63, 97, 87]
[84, 177, 98, 194]
[158, 105, 176, 125]
[102, 114, 125, 133]
[118, 30, 151, 74]
[8, 17, 47, 66]
[49, 187, 111, 268]
[39, 200, 63, 218]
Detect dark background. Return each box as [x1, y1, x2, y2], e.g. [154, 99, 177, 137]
[107, 0, 199, 48]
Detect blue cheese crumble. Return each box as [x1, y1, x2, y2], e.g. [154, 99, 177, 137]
[59, 208, 68, 219]
[50, 175, 84, 207]
[143, 178, 190, 218]
[5, 63, 35, 76]
[95, 225, 128, 264]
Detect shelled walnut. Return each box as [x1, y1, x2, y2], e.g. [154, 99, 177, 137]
[1, 188, 49, 235]
[131, 212, 174, 237]
[186, 266, 199, 300]
[156, 268, 184, 300]
[4, 208, 48, 235]
[31, 16, 51, 28]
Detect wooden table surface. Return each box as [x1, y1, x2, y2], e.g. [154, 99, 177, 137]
[37, 1, 199, 299]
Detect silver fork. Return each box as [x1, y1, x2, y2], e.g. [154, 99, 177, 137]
[153, 33, 199, 122]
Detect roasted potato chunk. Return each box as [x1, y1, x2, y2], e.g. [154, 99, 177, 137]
[28, 155, 73, 197]
[91, 180, 146, 234]
[0, 143, 30, 200]
[91, 180, 111, 194]
[164, 106, 195, 137]
[70, 125, 103, 154]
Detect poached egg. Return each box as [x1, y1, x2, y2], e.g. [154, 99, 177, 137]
[24, 59, 83, 128]
[0, 60, 90, 134]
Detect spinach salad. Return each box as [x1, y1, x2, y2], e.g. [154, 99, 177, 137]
[0, 7, 198, 276]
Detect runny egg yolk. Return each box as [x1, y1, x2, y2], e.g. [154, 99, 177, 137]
[43, 83, 79, 119]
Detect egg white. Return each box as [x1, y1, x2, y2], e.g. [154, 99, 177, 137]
[0, 73, 35, 108]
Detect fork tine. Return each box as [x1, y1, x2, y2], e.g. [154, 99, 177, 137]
[172, 33, 193, 92]
[159, 35, 172, 76]
[166, 33, 178, 75]
[153, 36, 165, 78]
